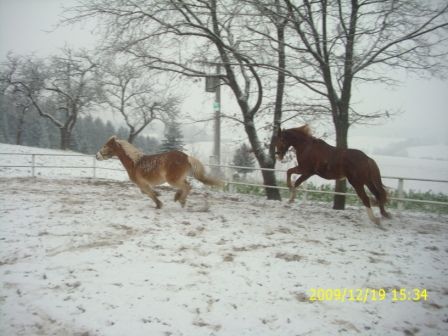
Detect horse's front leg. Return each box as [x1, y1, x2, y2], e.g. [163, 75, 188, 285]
[288, 174, 312, 204]
[138, 183, 163, 209]
[286, 166, 303, 189]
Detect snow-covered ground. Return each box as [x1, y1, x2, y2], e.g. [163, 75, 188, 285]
[1, 173, 448, 335]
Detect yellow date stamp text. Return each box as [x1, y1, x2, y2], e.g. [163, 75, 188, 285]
[309, 288, 428, 303]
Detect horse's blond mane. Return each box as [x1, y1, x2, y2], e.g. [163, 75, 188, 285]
[115, 139, 144, 163]
[290, 124, 312, 136]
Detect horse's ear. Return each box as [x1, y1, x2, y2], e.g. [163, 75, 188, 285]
[108, 135, 117, 143]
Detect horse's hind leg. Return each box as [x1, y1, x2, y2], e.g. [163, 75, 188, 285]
[352, 183, 381, 225]
[366, 183, 391, 219]
[174, 190, 182, 202]
[172, 179, 191, 208]
[139, 183, 163, 209]
[379, 204, 391, 219]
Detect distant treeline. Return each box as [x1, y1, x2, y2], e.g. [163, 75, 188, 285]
[0, 106, 159, 155]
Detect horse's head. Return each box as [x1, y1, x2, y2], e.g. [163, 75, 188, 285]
[275, 128, 290, 161]
[96, 136, 119, 161]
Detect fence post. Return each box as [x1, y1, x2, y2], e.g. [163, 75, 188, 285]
[397, 178, 404, 210]
[92, 156, 96, 178]
[31, 154, 36, 177]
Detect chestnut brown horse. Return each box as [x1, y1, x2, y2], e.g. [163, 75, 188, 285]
[96, 136, 223, 209]
[275, 125, 390, 225]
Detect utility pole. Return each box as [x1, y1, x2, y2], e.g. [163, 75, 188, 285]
[205, 64, 221, 175]
[213, 65, 221, 168]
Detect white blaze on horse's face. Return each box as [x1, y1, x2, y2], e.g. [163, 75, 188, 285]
[277, 150, 286, 161]
[275, 139, 288, 161]
[95, 151, 104, 160]
[275, 129, 289, 161]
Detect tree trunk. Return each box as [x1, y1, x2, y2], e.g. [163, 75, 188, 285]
[261, 167, 280, 200]
[244, 119, 281, 201]
[60, 128, 71, 150]
[15, 106, 28, 145]
[333, 120, 349, 209]
[128, 132, 136, 144]
[333, 179, 347, 209]
[16, 121, 24, 145]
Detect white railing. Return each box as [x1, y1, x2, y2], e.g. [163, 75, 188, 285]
[0, 152, 447, 209]
[0, 152, 126, 180]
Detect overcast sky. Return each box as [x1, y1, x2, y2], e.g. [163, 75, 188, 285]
[1, 0, 447, 146]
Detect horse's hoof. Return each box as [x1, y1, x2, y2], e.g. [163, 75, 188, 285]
[382, 212, 392, 219]
[155, 202, 163, 209]
[174, 190, 182, 202]
[288, 199, 295, 204]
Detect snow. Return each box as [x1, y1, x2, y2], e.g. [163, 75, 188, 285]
[1, 144, 448, 335]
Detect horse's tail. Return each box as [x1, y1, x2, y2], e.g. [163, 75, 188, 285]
[188, 156, 224, 187]
[368, 158, 388, 206]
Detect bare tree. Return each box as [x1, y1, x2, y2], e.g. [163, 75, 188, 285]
[11, 96, 33, 145]
[278, 0, 448, 209]
[1, 54, 42, 145]
[65, 0, 289, 200]
[64, 0, 447, 205]
[2, 48, 99, 149]
[0, 80, 33, 145]
[100, 60, 180, 143]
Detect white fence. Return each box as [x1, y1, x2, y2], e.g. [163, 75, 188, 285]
[0, 152, 447, 209]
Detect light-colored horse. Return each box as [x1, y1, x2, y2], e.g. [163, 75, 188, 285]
[96, 136, 223, 208]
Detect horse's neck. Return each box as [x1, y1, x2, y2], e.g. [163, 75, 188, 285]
[288, 132, 311, 153]
[115, 146, 136, 174]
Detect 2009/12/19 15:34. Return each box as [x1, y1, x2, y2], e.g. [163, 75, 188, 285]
[308, 288, 428, 303]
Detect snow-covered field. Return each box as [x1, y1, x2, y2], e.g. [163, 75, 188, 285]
[1, 173, 448, 335]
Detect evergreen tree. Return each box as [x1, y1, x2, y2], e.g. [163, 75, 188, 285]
[0, 104, 161, 156]
[159, 121, 184, 152]
[117, 126, 128, 140]
[0, 98, 12, 143]
[134, 135, 159, 154]
[23, 110, 45, 147]
[105, 121, 115, 137]
[232, 143, 256, 178]
[0, 111, 9, 143]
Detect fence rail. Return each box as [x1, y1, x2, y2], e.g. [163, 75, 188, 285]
[207, 163, 448, 208]
[1, 152, 447, 208]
